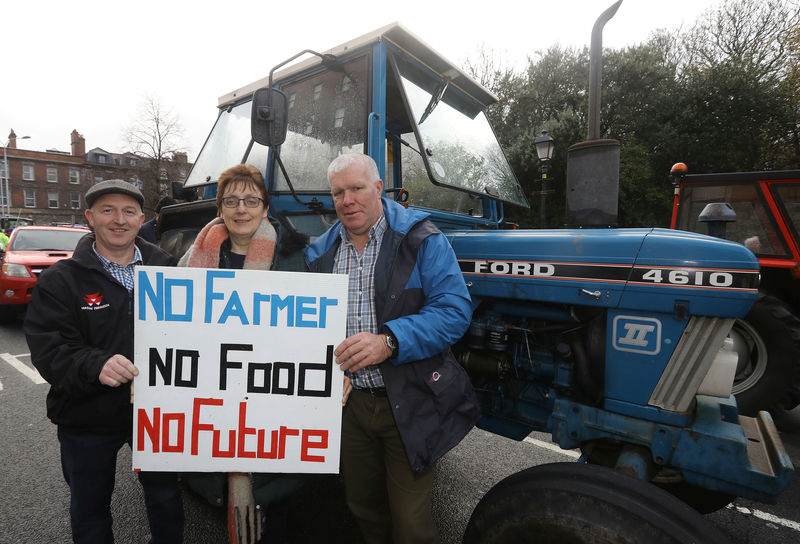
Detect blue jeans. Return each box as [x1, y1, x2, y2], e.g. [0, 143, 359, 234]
[57, 427, 184, 543]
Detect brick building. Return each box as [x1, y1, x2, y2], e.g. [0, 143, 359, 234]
[0, 129, 191, 225]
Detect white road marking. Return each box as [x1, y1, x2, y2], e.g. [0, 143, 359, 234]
[727, 505, 800, 532]
[523, 436, 581, 459]
[0, 352, 45, 384]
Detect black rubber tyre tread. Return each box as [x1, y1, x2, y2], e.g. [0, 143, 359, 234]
[734, 295, 800, 415]
[463, 462, 728, 544]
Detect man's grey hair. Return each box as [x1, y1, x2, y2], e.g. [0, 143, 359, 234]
[327, 153, 381, 183]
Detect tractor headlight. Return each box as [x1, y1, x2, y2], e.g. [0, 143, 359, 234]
[697, 336, 737, 399]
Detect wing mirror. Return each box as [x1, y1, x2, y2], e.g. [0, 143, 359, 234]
[251, 87, 289, 147]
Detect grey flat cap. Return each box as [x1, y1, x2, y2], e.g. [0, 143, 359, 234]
[85, 179, 145, 209]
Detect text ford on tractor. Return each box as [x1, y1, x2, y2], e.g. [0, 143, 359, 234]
[159, 14, 793, 543]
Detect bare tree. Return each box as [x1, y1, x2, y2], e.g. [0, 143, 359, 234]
[681, 0, 800, 81]
[124, 96, 186, 211]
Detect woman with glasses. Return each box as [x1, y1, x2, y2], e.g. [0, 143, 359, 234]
[179, 163, 303, 543]
[179, 164, 275, 270]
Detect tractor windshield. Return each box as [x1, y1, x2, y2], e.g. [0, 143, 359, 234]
[389, 51, 527, 208]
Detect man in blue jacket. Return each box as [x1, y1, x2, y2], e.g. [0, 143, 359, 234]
[304, 153, 479, 543]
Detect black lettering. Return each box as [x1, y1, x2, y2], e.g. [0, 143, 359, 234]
[220, 343, 252, 390]
[175, 349, 199, 387]
[149, 347, 172, 386]
[247, 362, 272, 394]
[298, 345, 333, 397]
[272, 362, 295, 395]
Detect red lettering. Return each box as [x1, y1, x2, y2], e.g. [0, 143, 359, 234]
[236, 402, 256, 458]
[257, 429, 279, 459]
[278, 425, 300, 459]
[212, 429, 236, 457]
[301, 429, 328, 462]
[191, 398, 223, 455]
[137, 407, 160, 452]
[162, 413, 185, 453]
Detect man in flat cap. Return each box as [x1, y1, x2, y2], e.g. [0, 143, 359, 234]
[24, 179, 184, 543]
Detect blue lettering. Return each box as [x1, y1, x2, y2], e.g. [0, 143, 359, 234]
[205, 270, 235, 323]
[295, 296, 317, 328]
[271, 295, 294, 327]
[165, 278, 193, 321]
[319, 297, 338, 329]
[252, 293, 271, 325]
[138, 271, 164, 321]
[219, 291, 249, 325]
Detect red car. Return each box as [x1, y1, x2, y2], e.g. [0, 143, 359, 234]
[0, 225, 90, 322]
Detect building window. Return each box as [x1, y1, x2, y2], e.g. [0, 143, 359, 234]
[48, 191, 59, 208]
[69, 169, 80, 183]
[23, 164, 34, 180]
[97, 154, 107, 164]
[94, 175, 103, 184]
[341, 76, 351, 92]
[24, 189, 36, 208]
[47, 167, 58, 182]
[312, 83, 323, 101]
[130, 158, 137, 166]
[0, 192, 7, 208]
[131, 176, 144, 190]
[288, 92, 296, 109]
[334, 108, 345, 128]
[0, 161, 6, 178]
[71, 192, 81, 209]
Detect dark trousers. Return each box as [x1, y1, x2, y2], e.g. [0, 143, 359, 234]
[341, 390, 436, 544]
[57, 427, 184, 544]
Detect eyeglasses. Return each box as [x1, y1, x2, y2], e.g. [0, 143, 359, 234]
[221, 196, 264, 208]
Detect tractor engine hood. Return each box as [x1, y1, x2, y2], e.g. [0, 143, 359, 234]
[446, 228, 759, 318]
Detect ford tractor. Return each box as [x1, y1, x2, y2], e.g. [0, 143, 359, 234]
[158, 8, 793, 542]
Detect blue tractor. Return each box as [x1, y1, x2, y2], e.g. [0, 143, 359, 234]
[159, 13, 793, 543]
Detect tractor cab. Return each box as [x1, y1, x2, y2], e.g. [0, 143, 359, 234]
[173, 23, 526, 248]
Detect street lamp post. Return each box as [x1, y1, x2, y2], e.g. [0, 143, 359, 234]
[2, 135, 31, 218]
[533, 130, 555, 228]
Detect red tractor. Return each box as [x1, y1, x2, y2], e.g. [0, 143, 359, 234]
[670, 164, 800, 416]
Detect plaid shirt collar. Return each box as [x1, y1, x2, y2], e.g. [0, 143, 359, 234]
[92, 242, 143, 291]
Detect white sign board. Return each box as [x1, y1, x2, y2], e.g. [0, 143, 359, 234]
[132, 266, 347, 473]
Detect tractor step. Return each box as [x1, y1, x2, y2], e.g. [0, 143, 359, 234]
[739, 411, 793, 479]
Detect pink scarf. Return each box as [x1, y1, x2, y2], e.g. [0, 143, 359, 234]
[178, 217, 276, 270]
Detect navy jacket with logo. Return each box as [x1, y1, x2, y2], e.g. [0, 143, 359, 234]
[25, 233, 175, 433]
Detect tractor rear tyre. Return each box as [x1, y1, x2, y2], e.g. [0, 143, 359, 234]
[463, 462, 728, 544]
[731, 295, 800, 415]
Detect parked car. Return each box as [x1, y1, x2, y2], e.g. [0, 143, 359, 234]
[0, 225, 90, 322]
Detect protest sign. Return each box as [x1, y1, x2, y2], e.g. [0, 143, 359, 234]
[132, 266, 347, 473]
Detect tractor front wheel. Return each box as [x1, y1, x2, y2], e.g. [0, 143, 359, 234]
[463, 462, 728, 544]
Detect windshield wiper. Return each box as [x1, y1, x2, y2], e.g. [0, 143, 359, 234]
[418, 78, 449, 125]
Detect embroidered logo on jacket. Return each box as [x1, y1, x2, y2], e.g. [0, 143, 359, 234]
[81, 292, 110, 311]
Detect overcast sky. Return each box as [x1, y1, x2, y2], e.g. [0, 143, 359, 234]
[2, 0, 723, 162]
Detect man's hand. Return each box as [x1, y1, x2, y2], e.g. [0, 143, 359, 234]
[334, 332, 392, 373]
[98, 354, 138, 387]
